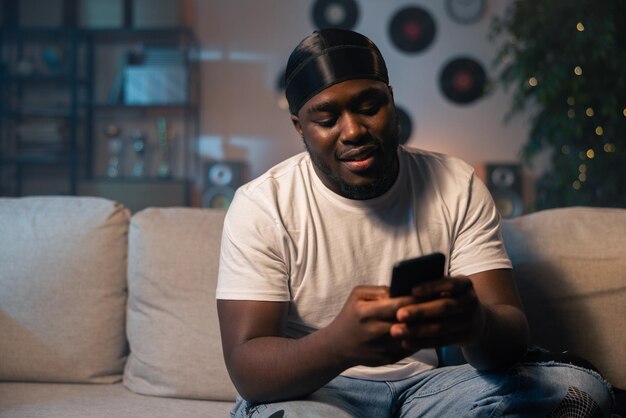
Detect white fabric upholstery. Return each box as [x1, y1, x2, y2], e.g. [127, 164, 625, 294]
[124, 207, 236, 401]
[501, 206, 626, 388]
[0, 197, 129, 383]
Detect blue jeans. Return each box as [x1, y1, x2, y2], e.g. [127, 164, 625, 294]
[231, 361, 614, 417]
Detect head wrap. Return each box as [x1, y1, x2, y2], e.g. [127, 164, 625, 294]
[285, 29, 389, 115]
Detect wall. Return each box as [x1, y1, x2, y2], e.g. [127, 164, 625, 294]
[190, 0, 533, 184]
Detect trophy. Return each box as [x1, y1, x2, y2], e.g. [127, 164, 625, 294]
[130, 130, 147, 177]
[104, 125, 124, 178]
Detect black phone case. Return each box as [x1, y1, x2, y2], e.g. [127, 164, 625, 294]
[389, 252, 445, 297]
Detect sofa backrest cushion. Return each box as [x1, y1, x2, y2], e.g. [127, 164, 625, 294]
[501, 206, 626, 388]
[124, 207, 236, 401]
[0, 197, 130, 383]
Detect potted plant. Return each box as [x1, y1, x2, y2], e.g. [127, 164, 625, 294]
[490, 0, 626, 209]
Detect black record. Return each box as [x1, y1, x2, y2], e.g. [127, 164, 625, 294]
[275, 68, 289, 110]
[388, 6, 436, 54]
[445, 0, 486, 25]
[276, 68, 286, 91]
[395, 106, 413, 145]
[311, 0, 359, 30]
[439, 57, 487, 104]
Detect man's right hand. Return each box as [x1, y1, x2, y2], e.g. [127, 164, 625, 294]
[323, 285, 414, 369]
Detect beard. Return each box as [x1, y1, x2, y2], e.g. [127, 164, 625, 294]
[303, 124, 400, 200]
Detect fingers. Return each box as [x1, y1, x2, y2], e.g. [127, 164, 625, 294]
[331, 286, 418, 367]
[350, 285, 415, 321]
[409, 276, 473, 301]
[389, 277, 482, 349]
[346, 281, 479, 357]
[351, 285, 389, 301]
[389, 311, 477, 353]
[396, 288, 478, 322]
[390, 313, 474, 340]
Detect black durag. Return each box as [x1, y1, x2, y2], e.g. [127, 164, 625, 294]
[285, 29, 389, 115]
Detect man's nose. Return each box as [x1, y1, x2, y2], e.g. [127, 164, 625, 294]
[339, 112, 367, 143]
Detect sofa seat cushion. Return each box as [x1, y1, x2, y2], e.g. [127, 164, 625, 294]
[124, 207, 236, 401]
[501, 206, 626, 389]
[0, 197, 130, 383]
[0, 383, 233, 418]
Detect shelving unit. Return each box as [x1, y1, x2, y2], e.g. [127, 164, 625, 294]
[0, 28, 90, 196]
[0, 26, 200, 210]
[79, 27, 200, 211]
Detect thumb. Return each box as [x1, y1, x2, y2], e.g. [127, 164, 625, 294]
[352, 285, 390, 301]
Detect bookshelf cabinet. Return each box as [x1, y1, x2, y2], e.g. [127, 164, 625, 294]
[0, 27, 200, 208]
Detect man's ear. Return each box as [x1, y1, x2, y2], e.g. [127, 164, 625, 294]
[291, 115, 303, 137]
[388, 84, 394, 98]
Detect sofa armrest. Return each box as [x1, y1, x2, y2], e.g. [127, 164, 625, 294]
[501, 206, 626, 389]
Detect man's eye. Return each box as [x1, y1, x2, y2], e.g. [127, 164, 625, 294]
[316, 118, 336, 127]
[360, 106, 379, 115]
[358, 100, 385, 115]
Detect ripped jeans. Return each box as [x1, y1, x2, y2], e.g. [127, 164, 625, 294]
[231, 357, 614, 418]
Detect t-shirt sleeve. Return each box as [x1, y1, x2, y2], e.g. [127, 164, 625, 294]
[215, 189, 291, 301]
[448, 171, 512, 277]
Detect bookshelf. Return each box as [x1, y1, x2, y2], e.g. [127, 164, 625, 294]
[0, 26, 200, 205]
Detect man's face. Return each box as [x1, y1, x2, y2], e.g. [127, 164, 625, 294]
[291, 79, 400, 200]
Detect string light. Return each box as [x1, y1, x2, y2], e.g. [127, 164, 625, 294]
[572, 180, 582, 190]
[562, 145, 570, 155]
[576, 22, 585, 32]
[578, 165, 587, 182]
[586, 107, 594, 117]
[604, 143, 616, 153]
[574, 66, 583, 76]
[567, 109, 575, 118]
[567, 97, 575, 106]
[586, 149, 595, 159]
[623, 108, 626, 117]
[528, 77, 538, 87]
[595, 126, 604, 136]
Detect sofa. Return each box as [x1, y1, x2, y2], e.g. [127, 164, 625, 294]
[0, 196, 624, 417]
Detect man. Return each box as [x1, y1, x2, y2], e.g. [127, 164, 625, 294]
[217, 29, 613, 417]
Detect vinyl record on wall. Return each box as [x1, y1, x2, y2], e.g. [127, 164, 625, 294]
[388, 6, 436, 54]
[445, 0, 486, 25]
[276, 69, 287, 91]
[395, 105, 413, 145]
[311, 0, 359, 30]
[275, 68, 289, 110]
[439, 57, 487, 104]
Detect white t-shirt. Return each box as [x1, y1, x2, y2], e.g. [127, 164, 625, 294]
[216, 145, 512, 380]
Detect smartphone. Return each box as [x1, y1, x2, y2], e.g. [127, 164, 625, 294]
[389, 252, 446, 297]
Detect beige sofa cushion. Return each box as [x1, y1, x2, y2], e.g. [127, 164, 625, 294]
[501, 206, 626, 388]
[0, 197, 130, 383]
[0, 382, 233, 418]
[124, 207, 236, 401]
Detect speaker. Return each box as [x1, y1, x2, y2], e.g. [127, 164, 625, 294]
[202, 161, 245, 209]
[483, 163, 523, 219]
